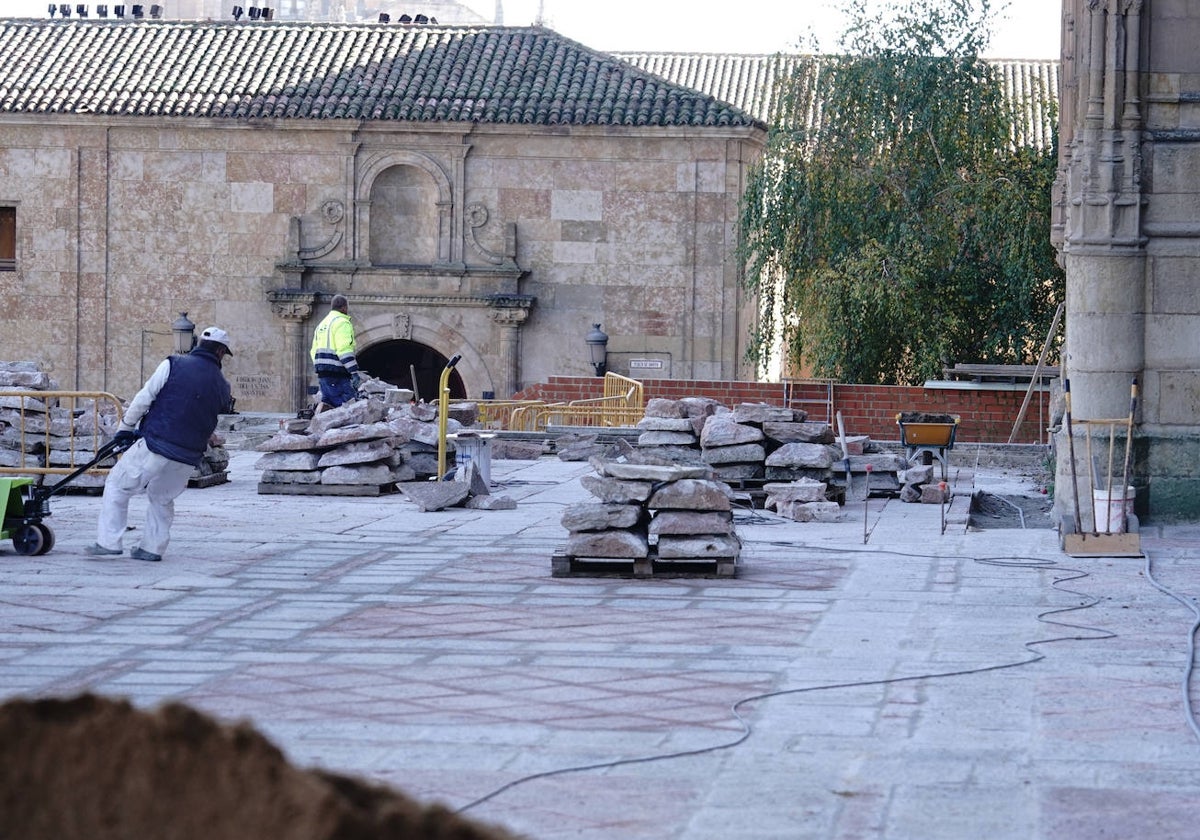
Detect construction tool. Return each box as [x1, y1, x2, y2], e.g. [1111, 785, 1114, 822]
[836, 411, 853, 502]
[1062, 379, 1083, 537]
[862, 464, 872, 544]
[1, 437, 133, 556]
[1119, 378, 1138, 523]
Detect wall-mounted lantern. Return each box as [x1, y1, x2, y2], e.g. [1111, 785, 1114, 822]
[171, 311, 196, 355]
[585, 323, 609, 377]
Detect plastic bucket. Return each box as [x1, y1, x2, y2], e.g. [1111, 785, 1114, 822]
[1092, 486, 1135, 533]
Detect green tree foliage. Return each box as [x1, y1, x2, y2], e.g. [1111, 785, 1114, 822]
[738, 0, 1063, 384]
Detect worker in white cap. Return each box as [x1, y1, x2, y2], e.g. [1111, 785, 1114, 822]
[85, 327, 234, 562]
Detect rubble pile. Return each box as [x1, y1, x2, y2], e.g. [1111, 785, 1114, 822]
[0, 361, 118, 489]
[624, 398, 924, 523]
[255, 394, 458, 493]
[556, 451, 739, 577]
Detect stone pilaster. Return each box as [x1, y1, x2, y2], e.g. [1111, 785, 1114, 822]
[266, 290, 317, 412]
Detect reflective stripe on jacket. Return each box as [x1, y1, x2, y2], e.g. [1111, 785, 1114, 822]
[310, 309, 359, 378]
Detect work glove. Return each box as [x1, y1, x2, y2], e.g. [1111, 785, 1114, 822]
[351, 373, 363, 390]
[112, 429, 141, 451]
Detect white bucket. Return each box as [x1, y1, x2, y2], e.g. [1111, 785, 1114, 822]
[1092, 486, 1136, 533]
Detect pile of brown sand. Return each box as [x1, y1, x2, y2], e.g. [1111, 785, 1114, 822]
[0, 694, 521, 840]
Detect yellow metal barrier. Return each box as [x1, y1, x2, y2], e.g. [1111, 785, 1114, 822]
[0, 390, 125, 477]
[470, 399, 546, 429]
[602, 371, 644, 408]
[493, 374, 646, 431]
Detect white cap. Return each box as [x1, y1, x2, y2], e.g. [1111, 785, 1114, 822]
[200, 326, 233, 355]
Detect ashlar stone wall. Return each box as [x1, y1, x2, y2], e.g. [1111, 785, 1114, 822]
[0, 117, 761, 413]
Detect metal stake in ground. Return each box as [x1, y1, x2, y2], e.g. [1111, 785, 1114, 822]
[939, 480, 948, 535]
[863, 464, 872, 544]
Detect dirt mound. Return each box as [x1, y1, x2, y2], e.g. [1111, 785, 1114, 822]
[0, 694, 519, 840]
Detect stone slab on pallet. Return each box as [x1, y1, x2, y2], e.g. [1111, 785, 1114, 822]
[550, 551, 736, 579]
[189, 471, 229, 489]
[257, 482, 397, 497]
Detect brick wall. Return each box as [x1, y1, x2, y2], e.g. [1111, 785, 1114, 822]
[512, 377, 1052, 444]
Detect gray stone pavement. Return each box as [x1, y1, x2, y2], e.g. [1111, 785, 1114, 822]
[3, 437, 1200, 839]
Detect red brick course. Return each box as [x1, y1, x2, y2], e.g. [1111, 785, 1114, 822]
[511, 377, 1051, 444]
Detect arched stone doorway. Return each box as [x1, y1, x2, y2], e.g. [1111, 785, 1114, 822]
[358, 339, 467, 402]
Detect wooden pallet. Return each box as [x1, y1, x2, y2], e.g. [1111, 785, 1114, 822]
[551, 551, 736, 579]
[189, 471, 229, 489]
[257, 482, 397, 497]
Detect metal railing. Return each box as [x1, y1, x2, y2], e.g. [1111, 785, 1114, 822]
[0, 390, 124, 478]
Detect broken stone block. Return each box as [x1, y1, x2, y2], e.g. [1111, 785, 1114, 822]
[701, 442, 766, 465]
[255, 451, 320, 471]
[648, 510, 734, 536]
[261, 469, 322, 485]
[406, 401, 439, 422]
[763, 479, 827, 504]
[464, 495, 518, 510]
[256, 431, 319, 452]
[732, 403, 795, 425]
[900, 483, 923, 503]
[561, 502, 645, 532]
[637, 431, 697, 447]
[656, 534, 741, 559]
[391, 463, 417, 483]
[780, 501, 845, 522]
[399, 481, 470, 511]
[647, 478, 732, 511]
[0, 369, 51, 389]
[765, 442, 834, 469]
[710, 463, 765, 480]
[699, 417, 764, 448]
[565, 529, 650, 559]
[580, 474, 655, 503]
[762, 421, 836, 445]
[306, 398, 387, 436]
[900, 464, 935, 485]
[489, 439, 548, 460]
[644, 397, 687, 418]
[316, 439, 394, 468]
[921, 483, 951, 504]
[316, 421, 394, 448]
[678, 397, 721, 418]
[456, 460, 490, 495]
[598, 461, 710, 482]
[636, 416, 693, 432]
[321, 463, 394, 485]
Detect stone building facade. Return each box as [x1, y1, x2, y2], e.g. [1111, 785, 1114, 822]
[0, 18, 762, 410]
[1055, 0, 1200, 521]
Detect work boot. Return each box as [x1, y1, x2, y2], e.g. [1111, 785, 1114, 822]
[130, 547, 162, 562]
[84, 543, 122, 556]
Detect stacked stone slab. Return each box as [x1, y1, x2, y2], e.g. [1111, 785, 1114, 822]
[0, 361, 119, 489]
[556, 454, 739, 577]
[255, 397, 463, 493]
[190, 435, 232, 487]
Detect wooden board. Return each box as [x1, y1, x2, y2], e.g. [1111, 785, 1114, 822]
[551, 551, 736, 579]
[257, 482, 397, 497]
[1062, 531, 1142, 557]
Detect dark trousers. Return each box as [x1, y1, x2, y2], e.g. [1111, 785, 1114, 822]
[317, 375, 356, 408]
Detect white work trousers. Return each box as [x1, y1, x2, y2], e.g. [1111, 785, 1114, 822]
[95, 439, 193, 555]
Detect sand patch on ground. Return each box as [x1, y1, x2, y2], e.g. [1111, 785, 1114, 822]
[0, 694, 519, 840]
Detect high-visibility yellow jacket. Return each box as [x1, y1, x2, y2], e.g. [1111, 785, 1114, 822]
[310, 309, 360, 379]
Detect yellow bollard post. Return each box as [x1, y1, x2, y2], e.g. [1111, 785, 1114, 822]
[436, 354, 462, 482]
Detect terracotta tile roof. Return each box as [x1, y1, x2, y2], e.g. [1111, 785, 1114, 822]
[617, 51, 1060, 149]
[0, 19, 760, 127]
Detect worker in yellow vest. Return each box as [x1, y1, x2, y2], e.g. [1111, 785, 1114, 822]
[310, 294, 361, 408]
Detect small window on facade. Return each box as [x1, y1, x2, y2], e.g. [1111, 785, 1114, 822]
[0, 207, 14, 271]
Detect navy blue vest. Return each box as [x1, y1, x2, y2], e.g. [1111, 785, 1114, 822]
[139, 348, 232, 467]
